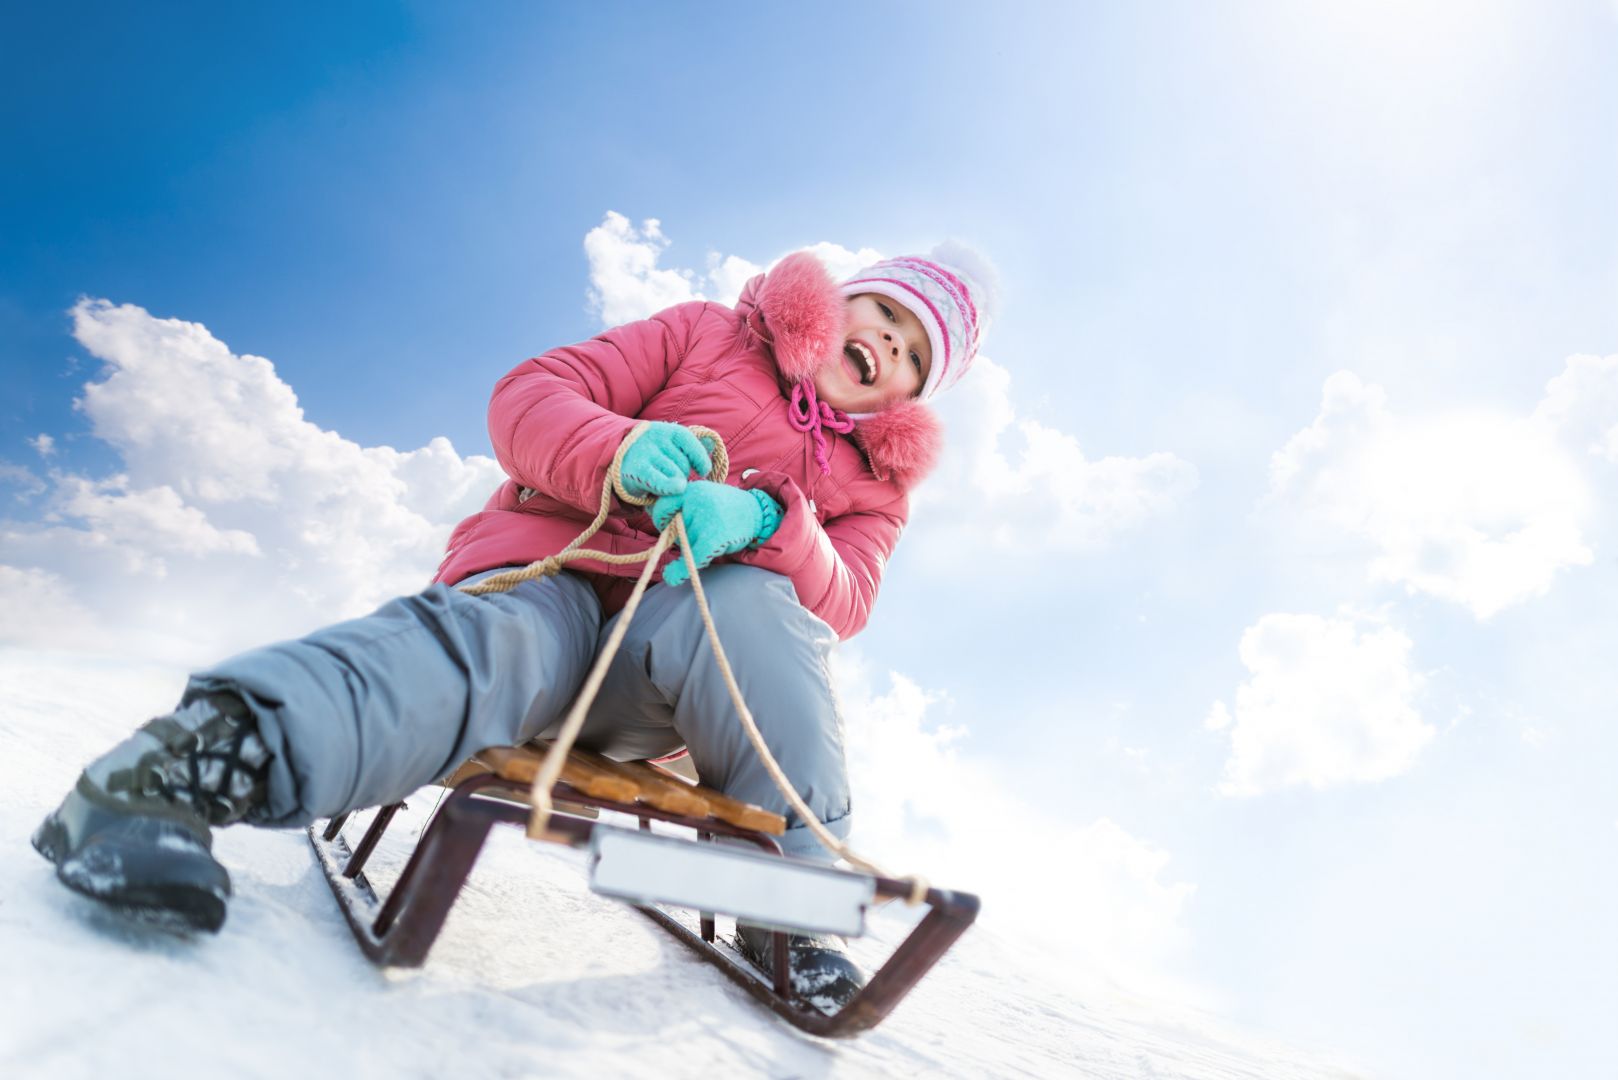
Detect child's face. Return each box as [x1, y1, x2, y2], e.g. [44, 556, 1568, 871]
[813, 293, 934, 413]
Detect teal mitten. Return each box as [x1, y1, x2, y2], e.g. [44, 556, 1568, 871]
[617, 422, 714, 501]
[650, 481, 784, 586]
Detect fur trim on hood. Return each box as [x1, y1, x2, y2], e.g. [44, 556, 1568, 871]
[740, 251, 944, 489]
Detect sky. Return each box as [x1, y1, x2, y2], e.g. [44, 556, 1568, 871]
[3, 3, 1616, 1077]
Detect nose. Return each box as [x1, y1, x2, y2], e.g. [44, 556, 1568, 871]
[880, 330, 903, 376]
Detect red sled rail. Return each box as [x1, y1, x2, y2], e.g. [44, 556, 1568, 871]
[306, 769, 980, 1038]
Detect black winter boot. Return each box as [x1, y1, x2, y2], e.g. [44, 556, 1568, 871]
[31, 691, 271, 933]
[736, 921, 868, 1012]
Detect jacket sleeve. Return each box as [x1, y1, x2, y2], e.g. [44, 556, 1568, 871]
[731, 470, 907, 639]
[488, 302, 707, 513]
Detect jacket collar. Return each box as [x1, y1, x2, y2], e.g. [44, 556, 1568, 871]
[736, 252, 943, 490]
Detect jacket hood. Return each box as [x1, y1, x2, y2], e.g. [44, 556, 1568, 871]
[736, 251, 943, 489]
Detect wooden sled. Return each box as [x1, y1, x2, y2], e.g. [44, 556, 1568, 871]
[307, 742, 980, 1038]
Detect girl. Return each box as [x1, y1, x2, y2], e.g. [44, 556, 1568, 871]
[32, 245, 995, 1006]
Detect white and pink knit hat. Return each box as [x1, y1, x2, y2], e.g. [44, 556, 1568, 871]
[838, 242, 997, 405]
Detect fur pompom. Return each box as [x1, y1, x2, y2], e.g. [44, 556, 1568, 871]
[930, 239, 1002, 329]
[853, 399, 944, 489]
[754, 251, 846, 383]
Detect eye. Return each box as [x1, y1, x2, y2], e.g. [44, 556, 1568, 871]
[910, 350, 923, 373]
[878, 302, 897, 322]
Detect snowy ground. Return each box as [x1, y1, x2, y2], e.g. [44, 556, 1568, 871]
[0, 649, 1362, 1079]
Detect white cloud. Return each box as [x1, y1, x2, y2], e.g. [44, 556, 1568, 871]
[584, 214, 705, 325]
[0, 463, 46, 500]
[1531, 353, 1618, 463]
[581, 211, 886, 327]
[0, 566, 112, 653]
[921, 358, 1199, 553]
[793, 240, 884, 284]
[0, 300, 506, 664]
[583, 213, 1197, 555]
[1212, 612, 1433, 797]
[583, 211, 794, 324]
[1271, 370, 1592, 619]
[834, 652, 1195, 995]
[704, 251, 769, 306]
[55, 474, 262, 566]
[29, 434, 56, 457]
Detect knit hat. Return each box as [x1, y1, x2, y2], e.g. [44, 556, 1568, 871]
[838, 242, 998, 405]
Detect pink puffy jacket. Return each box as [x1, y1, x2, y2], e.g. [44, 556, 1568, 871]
[432, 252, 944, 639]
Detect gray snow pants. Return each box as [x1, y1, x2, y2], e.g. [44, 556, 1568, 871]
[184, 565, 852, 860]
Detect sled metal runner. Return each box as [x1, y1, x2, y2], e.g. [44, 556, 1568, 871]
[307, 766, 980, 1038]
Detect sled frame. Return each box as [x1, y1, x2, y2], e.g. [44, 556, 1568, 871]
[307, 770, 979, 1038]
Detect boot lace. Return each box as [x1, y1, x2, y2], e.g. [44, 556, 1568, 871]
[136, 694, 272, 826]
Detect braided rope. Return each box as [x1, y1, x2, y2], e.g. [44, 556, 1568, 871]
[458, 425, 927, 905]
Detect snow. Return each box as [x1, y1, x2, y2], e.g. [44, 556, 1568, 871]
[0, 648, 1362, 1079]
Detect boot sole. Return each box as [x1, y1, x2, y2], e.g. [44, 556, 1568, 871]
[34, 811, 229, 934]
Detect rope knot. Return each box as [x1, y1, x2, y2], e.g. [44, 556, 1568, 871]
[787, 379, 855, 476]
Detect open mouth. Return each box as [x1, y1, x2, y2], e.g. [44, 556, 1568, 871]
[843, 341, 877, 386]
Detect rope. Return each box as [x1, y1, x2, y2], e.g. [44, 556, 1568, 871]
[458, 424, 928, 906]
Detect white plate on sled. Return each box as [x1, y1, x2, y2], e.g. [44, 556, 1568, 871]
[588, 827, 876, 937]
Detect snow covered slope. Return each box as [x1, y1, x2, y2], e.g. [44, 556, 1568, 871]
[0, 649, 1360, 1079]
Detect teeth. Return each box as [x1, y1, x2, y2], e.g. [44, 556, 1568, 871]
[848, 342, 875, 384]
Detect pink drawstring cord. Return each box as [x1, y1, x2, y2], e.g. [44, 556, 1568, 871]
[787, 379, 855, 476]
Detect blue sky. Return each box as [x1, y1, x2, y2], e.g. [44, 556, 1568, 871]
[4, 4, 1617, 1077]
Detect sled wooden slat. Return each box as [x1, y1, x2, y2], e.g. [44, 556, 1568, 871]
[469, 743, 786, 836]
[476, 745, 640, 803]
[565, 747, 711, 819]
[568, 748, 785, 835]
[662, 775, 787, 835]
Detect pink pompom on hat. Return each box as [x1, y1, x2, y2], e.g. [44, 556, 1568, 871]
[838, 242, 998, 407]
